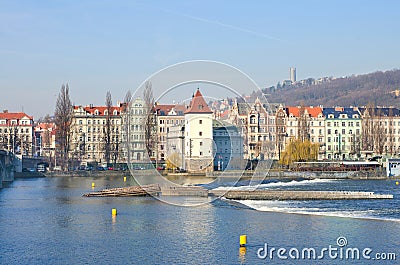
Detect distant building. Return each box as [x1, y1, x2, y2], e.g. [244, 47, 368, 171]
[285, 106, 325, 159]
[154, 103, 185, 162]
[228, 98, 279, 160]
[70, 104, 122, 165]
[359, 106, 400, 158]
[323, 107, 362, 160]
[34, 122, 56, 160]
[121, 97, 147, 164]
[184, 89, 214, 172]
[213, 120, 244, 170]
[166, 124, 185, 170]
[290, 67, 296, 83]
[0, 110, 34, 156]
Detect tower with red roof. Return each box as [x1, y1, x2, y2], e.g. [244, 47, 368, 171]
[184, 89, 214, 172]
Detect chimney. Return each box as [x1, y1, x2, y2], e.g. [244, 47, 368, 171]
[3, 110, 8, 113]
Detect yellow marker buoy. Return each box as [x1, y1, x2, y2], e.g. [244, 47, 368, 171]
[91, 182, 95, 188]
[396, 181, 399, 185]
[240, 235, 247, 247]
[124, 176, 127, 182]
[112, 208, 117, 216]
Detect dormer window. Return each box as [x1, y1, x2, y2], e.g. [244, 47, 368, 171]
[113, 110, 118, 115]
[198, 105, 203, 110]
[94, 109, 99, 115]
[328, 114, 334, 119]
[104, 110, 108, 115]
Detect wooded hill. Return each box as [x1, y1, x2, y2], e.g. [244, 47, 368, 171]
[264, 69, 400, 107]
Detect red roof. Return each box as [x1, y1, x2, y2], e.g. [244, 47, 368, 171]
[155, 104, 185, 116]
[286, 106, 323, 118]
[36, 123, 56, 130]
[184, 89, 213, 114]
[73, 105, 121, 116]
[0, 112, 33, 120]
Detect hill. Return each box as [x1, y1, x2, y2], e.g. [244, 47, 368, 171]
[264, 69, 400, 107]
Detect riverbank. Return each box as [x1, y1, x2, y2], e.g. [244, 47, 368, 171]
[42, 169, 391, 181]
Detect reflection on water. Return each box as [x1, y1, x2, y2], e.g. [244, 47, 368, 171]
[0, 176, 399, 264]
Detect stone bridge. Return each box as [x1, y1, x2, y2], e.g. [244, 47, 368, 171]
[0, 150, 15, 188]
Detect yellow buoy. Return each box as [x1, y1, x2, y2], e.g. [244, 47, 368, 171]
[396, 181, 399, 185]
[91, 182, 95, 188]
[124, 176, 127, 182]
[112, 208, 117, 216]
[240, 235, 247, 247]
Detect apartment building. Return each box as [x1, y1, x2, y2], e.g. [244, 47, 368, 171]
[0, 111, 34, 155]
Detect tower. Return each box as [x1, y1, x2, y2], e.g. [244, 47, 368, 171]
[290, 67, 296, 83]
[184, 88, 214, 172]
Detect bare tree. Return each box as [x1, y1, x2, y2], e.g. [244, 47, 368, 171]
[388, 107, 394, 156]
[374, 109, 385, 154]
[122, 90, 132, 164]
[104, 91, 113, 164]
[143, 81, 155, 160]
[297, 104, 310, 142]
[54, 84, 73, 170]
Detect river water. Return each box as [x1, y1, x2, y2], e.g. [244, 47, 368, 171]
[0, 175, 399, 264]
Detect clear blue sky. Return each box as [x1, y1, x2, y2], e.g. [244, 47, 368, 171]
[1, 0, 400, 118]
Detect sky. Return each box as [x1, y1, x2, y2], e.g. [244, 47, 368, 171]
[1, 0, 400, 119]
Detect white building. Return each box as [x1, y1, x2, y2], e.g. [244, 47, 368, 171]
[184, 89, 214, 172]
[121, 97, 147, 164]
[0, 111, 34, 156]
[70, 104, 122, 165]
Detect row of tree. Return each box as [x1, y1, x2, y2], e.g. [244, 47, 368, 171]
[53, 82, 156, 171]
[54, 84, 123, 170]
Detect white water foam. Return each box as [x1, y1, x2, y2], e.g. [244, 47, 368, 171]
[233, 199, 400, 222]
[212, 178, 336, 191]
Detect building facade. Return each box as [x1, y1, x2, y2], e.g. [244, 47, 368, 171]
[0, 111, 34, 156]
[323, 107, 362, 160]
[121, 97, 147, 164]
[70, 104, 122, 165]
[359, 107, 400, 157]
[213, 120, 244, 170]
[285, 106, 326, 159]
[34, 122, 56, 161]
[154, 103, 185, 163]
[184, 89, 214, 172]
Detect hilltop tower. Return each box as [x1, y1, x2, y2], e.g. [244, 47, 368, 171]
[184, 89, 214, 172]
[290, 67, 296, 83]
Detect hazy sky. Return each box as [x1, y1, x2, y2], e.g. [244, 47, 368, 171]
[1, 0, 400, 118]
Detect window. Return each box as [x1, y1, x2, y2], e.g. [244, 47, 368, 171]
[327, 129, 331, 134]
[199, 120, 202, 124]
[199, 132, 202, 136]
[79, 120, 83, 125]
[342, 122, 345, 127]
[200, 151, 203, 156]
[200, 142, 203, 146]
[342, 129, 345, 134]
